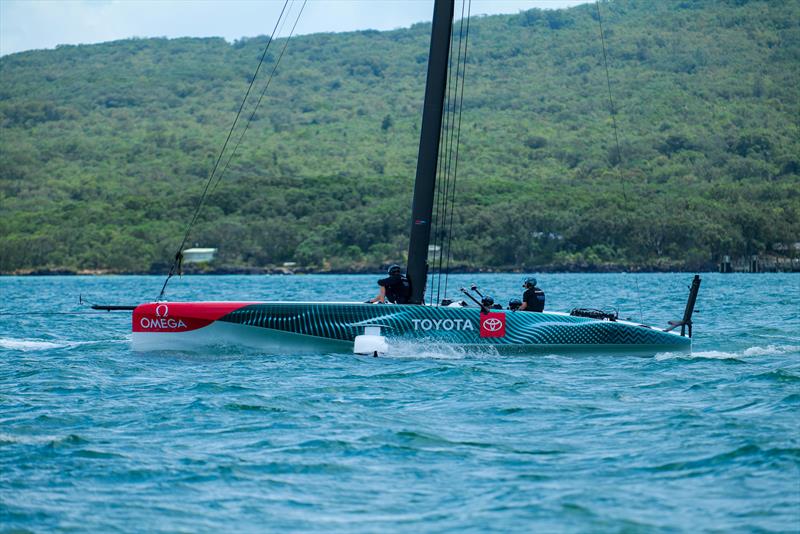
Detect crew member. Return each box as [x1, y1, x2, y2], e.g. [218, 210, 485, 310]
[481, 295, 503, 311]
[518, 277, 545, 312]
[370, 264, 411, 304]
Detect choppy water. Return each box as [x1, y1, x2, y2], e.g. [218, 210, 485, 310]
[1, 273, 798, 532]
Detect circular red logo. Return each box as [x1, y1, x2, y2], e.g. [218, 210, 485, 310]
[482, 317, 503, 332]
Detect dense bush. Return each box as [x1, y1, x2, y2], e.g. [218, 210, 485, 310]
[1, 0, 798, 272]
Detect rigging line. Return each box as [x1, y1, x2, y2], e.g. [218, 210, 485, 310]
[434, 7, 459, 306]
[437, 2, 461, 304]
[209, 0, 308, 196]
[437, 0, 468, 303]
[439, 0, 472, 298]
[595, 0, 642, 322]
[633, 271, 643, 323]
[429, 35, 452, 306]
[443, 0, 471, 300]
[436, 0, 465, 306]
[430, 111, 447, 304]
[441, 5, 469, 303]
[213, 0, 296, 193]
[429, 107, 447, 304]
[595, 0, 627, 204]
[439, 8, 463, 305]
[156, 0, 291, 301]
[430, 8, 458, 306]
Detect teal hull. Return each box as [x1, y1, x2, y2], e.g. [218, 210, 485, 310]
[132, 302, 691, 354]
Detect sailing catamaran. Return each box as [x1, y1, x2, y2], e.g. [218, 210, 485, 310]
[127, 0, 700, 354]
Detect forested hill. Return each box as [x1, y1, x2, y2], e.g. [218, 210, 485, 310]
[1, 0, 798, 274]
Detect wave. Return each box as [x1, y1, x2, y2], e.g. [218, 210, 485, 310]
[656, 344, 799, 361]
[752, 369, 800, 382]
[645, 444, 800, 473]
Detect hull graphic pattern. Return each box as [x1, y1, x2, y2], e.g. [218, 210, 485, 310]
[132, 302, 690, 352]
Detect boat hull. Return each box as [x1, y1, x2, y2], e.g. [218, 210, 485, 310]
[132, 302, 691, 354]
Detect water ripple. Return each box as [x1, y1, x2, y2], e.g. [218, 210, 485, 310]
[1, 273, 799, 532]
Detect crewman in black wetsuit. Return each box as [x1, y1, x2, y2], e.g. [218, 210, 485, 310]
[369, 264, 411, 304]
[481, 295, 503, 310]
[518, 277, 545, 312]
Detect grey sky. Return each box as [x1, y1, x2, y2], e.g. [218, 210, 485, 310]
[1, 0, 589, 57]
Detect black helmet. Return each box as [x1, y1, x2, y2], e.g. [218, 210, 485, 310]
[523, 277, 537, 288]
[388, 264, 402, 276]
[508, 298, 522, 310]
[481, 295, 495, 308]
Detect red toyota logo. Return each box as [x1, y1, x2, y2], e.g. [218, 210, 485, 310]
[480, 312, 506, 338]
[482, 317, 503, 332]
[155, 304, 169, 317]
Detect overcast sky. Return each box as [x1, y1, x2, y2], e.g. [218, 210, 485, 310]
[1, 0, 590, 57]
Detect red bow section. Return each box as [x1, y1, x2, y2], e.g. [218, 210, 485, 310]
[133, 302, 253, 333]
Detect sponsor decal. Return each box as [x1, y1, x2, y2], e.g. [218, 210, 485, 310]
[479, 312, 506, 338]
[412, 318, 474, 331]
[139, 317, 188, 330]
[139, 303, 187, 330]
[132, 302, 253, 333]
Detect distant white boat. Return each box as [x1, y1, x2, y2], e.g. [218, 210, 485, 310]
[181, 248, 217, 263]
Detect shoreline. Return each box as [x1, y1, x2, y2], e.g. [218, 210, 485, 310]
[3, 264, 799, 276]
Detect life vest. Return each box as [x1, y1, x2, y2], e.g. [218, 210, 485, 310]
[531, 288, 545, 312]
[385, 275, 411, 304]
[524, 287, 545, 312]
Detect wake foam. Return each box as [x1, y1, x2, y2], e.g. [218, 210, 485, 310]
[741, 345, 799, 356]
[383, 340, 499, 360]
[655, 344, 799, 361]
[0, 337, 115, 352]
[0, 337, 69, 351]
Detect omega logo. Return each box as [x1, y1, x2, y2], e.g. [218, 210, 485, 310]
[140, 303, 187, 330]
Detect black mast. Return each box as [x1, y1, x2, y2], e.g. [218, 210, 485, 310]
[406, 0, 455, 305]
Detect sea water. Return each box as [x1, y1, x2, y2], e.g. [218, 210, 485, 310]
[1, 273, 798, 532]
